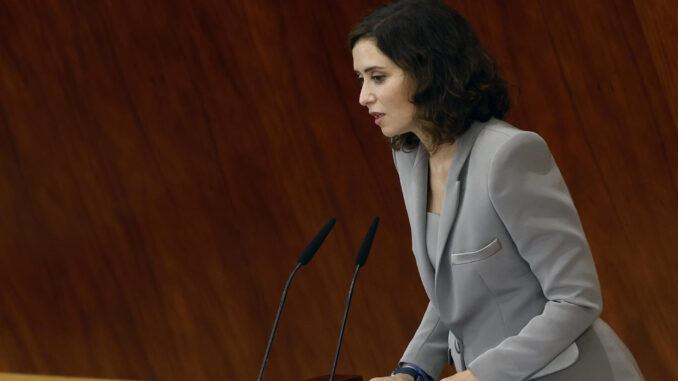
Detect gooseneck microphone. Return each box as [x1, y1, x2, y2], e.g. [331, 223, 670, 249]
[257, 217, 336, 381]
[329, 217, 380, 381]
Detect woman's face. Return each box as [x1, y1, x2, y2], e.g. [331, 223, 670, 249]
[352, 38, 419, 138]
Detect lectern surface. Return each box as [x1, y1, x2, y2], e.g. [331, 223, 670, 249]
[0, 374, 135, 381]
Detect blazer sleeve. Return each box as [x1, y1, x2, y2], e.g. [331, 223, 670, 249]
[400, 301, 450, 380]
[468, 132, 603, 381]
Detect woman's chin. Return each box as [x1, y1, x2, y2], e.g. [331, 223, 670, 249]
[379, 127, 396, 138]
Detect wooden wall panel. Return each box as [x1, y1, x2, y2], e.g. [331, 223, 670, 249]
[0, 0, 675, 380]
[630, 0, 678, 196]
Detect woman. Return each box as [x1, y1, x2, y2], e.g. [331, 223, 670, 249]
[349, 1, 644, 380]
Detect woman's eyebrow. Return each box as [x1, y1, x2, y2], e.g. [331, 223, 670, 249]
[354, 66, 386, 74]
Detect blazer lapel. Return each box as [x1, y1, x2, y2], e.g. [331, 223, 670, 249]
[399, 121, 486, 302]
[406, 144, 436, 300]
[434, 123, 485, 287]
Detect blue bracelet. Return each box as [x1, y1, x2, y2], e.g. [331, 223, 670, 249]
[393, 363, 430, 381]
[392, 367, 420, 380]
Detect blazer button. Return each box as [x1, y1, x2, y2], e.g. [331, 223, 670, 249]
[455, 339, 463, 354]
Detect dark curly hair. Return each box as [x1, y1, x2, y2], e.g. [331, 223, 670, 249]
[349, 0, 510, 152]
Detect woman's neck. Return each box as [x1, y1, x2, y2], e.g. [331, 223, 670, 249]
[427, 140, 458, 176]
[414, 129, 458, 174]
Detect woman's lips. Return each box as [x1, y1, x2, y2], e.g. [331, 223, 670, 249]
[373, 113, 385, 126]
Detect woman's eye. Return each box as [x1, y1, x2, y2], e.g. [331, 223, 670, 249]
[372, 75, 385, 84]
[356, 76, 364, 84]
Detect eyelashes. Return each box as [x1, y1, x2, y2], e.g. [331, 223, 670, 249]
[356, 75, 386, 84]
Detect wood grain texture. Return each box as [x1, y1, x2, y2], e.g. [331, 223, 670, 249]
[0, 0, 675, 380]
[630, 0, 678, 196]
[0, 373, 135, 381]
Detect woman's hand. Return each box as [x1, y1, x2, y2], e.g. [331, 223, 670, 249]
[440, 370, 479, 381]
[369, 369, 478, 381]
[369, 375, 415, 381]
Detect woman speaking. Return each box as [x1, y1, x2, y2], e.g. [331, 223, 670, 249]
[349, 1, 644, 380]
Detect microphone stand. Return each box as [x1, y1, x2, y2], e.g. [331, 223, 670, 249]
[257, 262, 302, 381]
[329, 263, 361, 381]
[257, 217, 336, 381]
[329, 216, 379, 381]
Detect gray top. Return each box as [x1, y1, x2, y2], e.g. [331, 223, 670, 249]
[426, 212, 440, 269]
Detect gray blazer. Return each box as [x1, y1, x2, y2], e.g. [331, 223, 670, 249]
[394, 118, 605, 381]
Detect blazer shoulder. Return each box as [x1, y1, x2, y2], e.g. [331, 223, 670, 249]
[473, 119, 547, 158]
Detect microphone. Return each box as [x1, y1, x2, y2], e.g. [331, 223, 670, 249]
[329, 217, 379, 381]
[257, 217, 336, 381]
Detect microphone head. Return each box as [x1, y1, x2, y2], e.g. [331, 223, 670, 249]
[298, 217, 336, 265]
[355, 217, 379, 266]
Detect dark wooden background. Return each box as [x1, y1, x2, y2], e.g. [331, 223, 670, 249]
[0, 0, 676, 380]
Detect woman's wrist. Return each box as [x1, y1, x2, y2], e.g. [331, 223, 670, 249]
[392, 363, 430, 381]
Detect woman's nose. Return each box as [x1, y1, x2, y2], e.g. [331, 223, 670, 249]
[359, 85, 375, 106]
